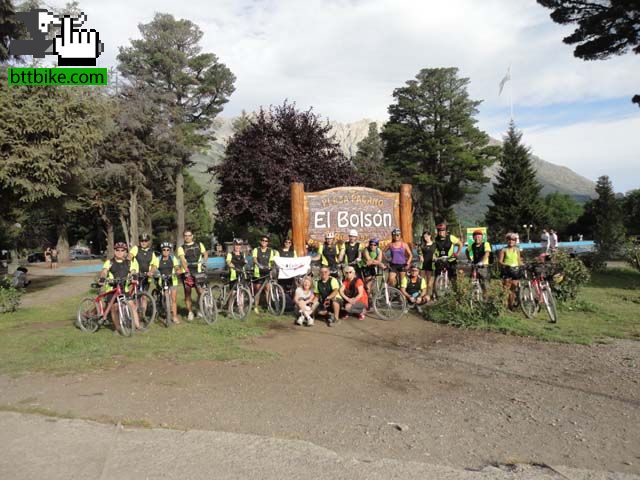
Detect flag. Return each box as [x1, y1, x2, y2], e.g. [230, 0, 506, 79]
[498, 66, 511, 96]
[274, 256, 311, 279]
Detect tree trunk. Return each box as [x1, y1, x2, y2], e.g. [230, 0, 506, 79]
[105, 221, 114, 258]
[129, 187, 139, 243]
[176, 167, 185, 246]
[119, 212, 130, 247]
[143, 211, 152, 239]
[56, 225, 70, 263]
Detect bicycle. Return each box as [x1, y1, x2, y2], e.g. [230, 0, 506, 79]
[210, 268, 253, 320]
[152, 272, 175, 327]
[469, 263, 486, 306]
[370, 266, 406, 321]
[129, 275, 156, 330]
[77, 278, 135, 336]
[519, 263, 558, 323]
[192, 267, 218, 325]
[433, 255, 453, 299]
[250, 268, 286, 316]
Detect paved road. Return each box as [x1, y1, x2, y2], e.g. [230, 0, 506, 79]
[1, 412, 637, 480]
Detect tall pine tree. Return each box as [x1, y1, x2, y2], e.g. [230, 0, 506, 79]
[352, 122, 398, 191]
[485, 121, 548, 240]
[592, 175, 626, 257]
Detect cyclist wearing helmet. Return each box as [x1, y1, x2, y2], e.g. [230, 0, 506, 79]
[129, 233, 157, 291]
[433, 223, 463, 280]
[418, 231, 436, 301]
[150, 242, 182, 324]
[252, 235, 279, 314]
[343, 229, 362, 276]
[383, 228, 412, 287]
[361, 238, 383, 292]
[177, 229, 208, 322]
[498, 232, 523, 309]
[226, 238, 247, 284]
[98, 242, 142, 333]
[312, 232, 345, 278]
[466, 230, 492, 292]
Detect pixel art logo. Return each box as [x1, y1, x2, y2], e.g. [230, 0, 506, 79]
[10, 9, 104, 66]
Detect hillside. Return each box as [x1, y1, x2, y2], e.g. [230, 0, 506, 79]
[189, 117, 596, 224]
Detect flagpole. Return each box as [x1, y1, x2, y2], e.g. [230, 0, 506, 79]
[509, 66, 513, 121]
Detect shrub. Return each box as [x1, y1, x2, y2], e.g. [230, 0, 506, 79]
[548, 251, 591, 302]
[624, 240, 640, 272]
[424, 278, 507, 327]
[0, 279, 22, 313]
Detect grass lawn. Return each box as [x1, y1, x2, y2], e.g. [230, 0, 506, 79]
[0, 286, 283, 376]
[486, 268, 640, 344]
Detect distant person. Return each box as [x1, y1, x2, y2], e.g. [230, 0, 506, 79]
[578, 233, 584, 242]
[541, 229, 549, 253]
[44, 247, 52, 266]
[177, 229, 208, 321]
[418, 231, 435, 300]
[383, 228, 412, 286]
[498, 233, 523, 310]
[549, 229, 558, 251]
[50, 248, 58, 269]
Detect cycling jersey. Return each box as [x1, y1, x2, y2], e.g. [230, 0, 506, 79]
[400, 276, 427, 296]
[314, 277, 341, 301]
[101, 258, 139, 292]
[341, 277, 368, 305]
[389, 243, 407, 264]
[434, 234, 460, 258]
[129, 245, 157, 274]
[317, 242, 344, 270]
[468, 241, 491, 266]
[278, 248, 297, 258]
[226, 252, 247, 281]
[502, 247, 521, 267]
[151, 255, 180, 287]
[177, 242, 206, 272]
[344, 242, 361, 265]
[251, 247, 278, 278]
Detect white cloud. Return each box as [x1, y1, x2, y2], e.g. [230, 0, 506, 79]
[523, 116, 640, 193]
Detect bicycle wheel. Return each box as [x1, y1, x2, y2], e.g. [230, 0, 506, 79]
[199, 288, 218, 325]
[162, 290, 173, 327]
[210, 284, 223, 311]
[519, 282, 537, 319]
[541, 286, 558, 323]
[118, 301, 134, 337]
[434, 274, 449, 299]
[373, 286, 406, 321]
[266, 283, 286, 316]
[230, 286, 252, 321]
[136, 291, 156, 330]
[77, 297, 100, 333]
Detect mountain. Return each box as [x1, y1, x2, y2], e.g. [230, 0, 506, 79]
[188, 117, 596, 224]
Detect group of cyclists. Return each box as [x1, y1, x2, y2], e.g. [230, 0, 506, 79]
[95, 222, 532, 333]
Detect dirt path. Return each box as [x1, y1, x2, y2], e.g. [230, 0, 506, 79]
[1, 276, 639, 474]
[19, 264, 94, 309]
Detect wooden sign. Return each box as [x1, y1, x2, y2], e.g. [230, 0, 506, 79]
[291, 183, 413, 255]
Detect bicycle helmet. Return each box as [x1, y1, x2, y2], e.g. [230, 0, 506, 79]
[233, 238, 243, 245]
[325, 232, 335, 239]
[160, 241, 173, 250]
[114, 242, 128, 251]
[391, 228, 401, 236]
[348, 229, 358, 237]
[436, 223, 447, 231]
[473, 230, 483, 237]
[369, 238, 379, 245]
[139, 232, 150, 241]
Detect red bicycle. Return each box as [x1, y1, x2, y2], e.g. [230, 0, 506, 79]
[77, 277, 137, 336]
[519, 263, 558, 323]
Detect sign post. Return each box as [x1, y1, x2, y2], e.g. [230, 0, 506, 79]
[291, 183, 413, 254]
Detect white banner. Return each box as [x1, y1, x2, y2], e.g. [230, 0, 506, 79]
[274, 256, 311, 279]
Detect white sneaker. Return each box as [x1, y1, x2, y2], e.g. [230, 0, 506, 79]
[295, 315, 304, 326]
[306, 317, 314, 326]
[197, 310, 204, 318]
[187, 311, 194, 322]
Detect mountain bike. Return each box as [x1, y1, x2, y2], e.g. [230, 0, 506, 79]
[519, 263, 558, 323]
[193, 268, 218, 325]
[251, 268, 286, 315]
[370, 267, 406, 321]
[152, 272, 175, 327]
[210, 268, 253, 320]
[469, 263, 485, 306]
[129, 274, 156, 330]
[77, 278, 135, 336]
[433, 256, 453, 299]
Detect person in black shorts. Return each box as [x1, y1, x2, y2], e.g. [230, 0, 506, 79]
[419, 231, 435, 300]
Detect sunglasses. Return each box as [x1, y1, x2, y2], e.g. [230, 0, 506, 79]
[345, 271, 355, 274]
[261, 239, 269, 242]
[140, 239, 149, 242]
[162, 248, 171, 251]
[115, 249, 126, 252]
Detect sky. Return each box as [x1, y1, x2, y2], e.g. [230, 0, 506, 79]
[49, 0, 640, 192]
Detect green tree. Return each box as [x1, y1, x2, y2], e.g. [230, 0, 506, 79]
[212, 102, 360, 239]
[381, 67, 499, 224]
[0, 0, 21, 63]
[592, 175, 626, 257]
[537, 1, 640, 107]
[544, 192, 583, 236]
[485, 122, 548, 240]
[0, 77, 108, 259]
[117, 13, 235, 245]
[622, 189, 640, 235]
[352, 122, 398, 191]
